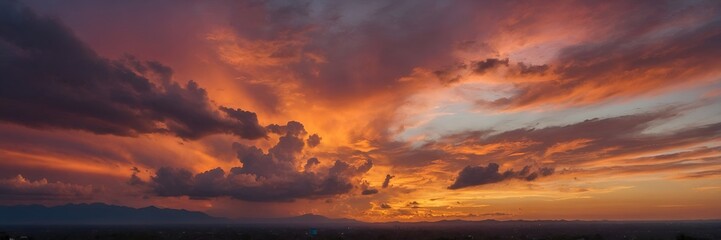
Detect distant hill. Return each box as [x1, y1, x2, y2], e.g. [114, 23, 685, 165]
[7, 203, 711, 227]
[0, 203, 364, 226]
[0, 203, 226, 225]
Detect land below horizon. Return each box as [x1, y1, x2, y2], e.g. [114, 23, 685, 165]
[2, 203, 720, 239]
[2, 203, 719, 225]
[2, 222, 720, 240]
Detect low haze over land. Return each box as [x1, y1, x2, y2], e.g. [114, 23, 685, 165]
[0, 0, 720, 222]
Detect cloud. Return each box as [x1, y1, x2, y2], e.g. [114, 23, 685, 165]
[393, 107, 717, 165]
[675, 169, 721, 179]
[128, 167, 145, 186]
[304, 157, 320, 172]
[472, 58, 509, 74]
[407, 201, 420, 208]
[379, 107, 721, 189]
[3, 0, 720, 219]
[146, 121, 373, 201]
[0, 1, 266, 140]
[306, 134, 321, 148]
[382, 174, 394, 188]
[370, 140, 449, 167]
[0, 175, 97, 201]
[448, 163, 554, 189]
[360, 180, 379, 195]
[209, 0, 514, 121]
[361, 189, 379, 195]
[448, 163, 505, 189]
[266, 121, 306, 136]
[477, 2, 721, 110]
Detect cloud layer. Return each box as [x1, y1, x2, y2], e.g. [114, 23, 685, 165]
[0, 0, 719, 220]
[146, 122, 373, 201]
[0, 1, 265, 140]
[0, 175, 97, 201]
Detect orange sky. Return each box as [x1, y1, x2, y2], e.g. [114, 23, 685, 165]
[0, 0, 720, 221]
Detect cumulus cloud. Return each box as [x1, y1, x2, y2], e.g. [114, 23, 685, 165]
[0, 1, 266, 140]
[448, 163, 554, 189]
[0, 175, 97, 200]
[146, 121, 373, 201]
[266, 121, 306, 136]
[304, 157, 320, 172]
[306, 134, 321, 148]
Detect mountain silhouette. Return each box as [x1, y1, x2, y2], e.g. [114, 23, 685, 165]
[2, 203, 618, 227]
[0, 203, 225, 225]
[0, 203, 366, 226]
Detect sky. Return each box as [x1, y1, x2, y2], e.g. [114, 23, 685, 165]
[0, 0, 720, 222]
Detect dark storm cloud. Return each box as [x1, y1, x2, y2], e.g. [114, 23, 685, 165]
[146, 122, 373, 201]
[448, 163, 554, 189]
[382, 174, 394, 188]
[0, 1, 266, 140]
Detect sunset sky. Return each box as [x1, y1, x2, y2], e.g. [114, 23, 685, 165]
[1, 0, 720, 222]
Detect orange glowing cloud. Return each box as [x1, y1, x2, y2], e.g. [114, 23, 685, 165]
[1, 0, 720, 221]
